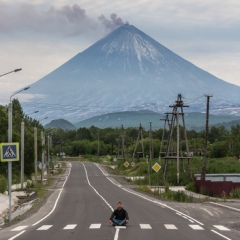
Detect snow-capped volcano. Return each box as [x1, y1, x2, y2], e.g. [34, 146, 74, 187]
[22, 24, 240, 122]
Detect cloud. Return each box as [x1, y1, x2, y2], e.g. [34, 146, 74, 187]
[0, 2, 126, 37]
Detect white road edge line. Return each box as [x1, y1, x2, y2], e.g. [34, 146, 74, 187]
[32, 163, 72, 226]
[210, 202, 240, 213]
[211, 230, 232, 240]
[95, 163, 204, 226]
[8, 230, 26, 240]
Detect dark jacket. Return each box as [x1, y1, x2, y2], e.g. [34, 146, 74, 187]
[109, 208, 129, 220]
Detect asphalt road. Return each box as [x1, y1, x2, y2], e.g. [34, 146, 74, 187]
[1, 162, 240, 240]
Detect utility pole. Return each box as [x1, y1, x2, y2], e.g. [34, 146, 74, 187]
[117, 125, 125, 160]
[34, 117, 48, 182]
[148, 121, 153, 174]
[20, 121, 24, 189]
[47, 133, 50, 174]
[7, 85, 29, 222]
[34, 127, 38, 182]
[148, 121, 153, 160]
[97, 131, 100, 156]
[159, 113, 171, 158]
[163, 94, 191, 181]
[201, 94, 213, 181]
[176, 112, 180, 184]
[132, 123, 145, 160]
[21, 111, 38, 189]
[41, 131, 45, 182]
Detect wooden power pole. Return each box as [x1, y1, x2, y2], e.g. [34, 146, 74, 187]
[201, 94, 213, 180]
[132, 123, 145, 160]
[163, 94, 192, 183]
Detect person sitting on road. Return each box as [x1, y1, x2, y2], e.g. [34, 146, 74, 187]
[109, 201, 129, 226]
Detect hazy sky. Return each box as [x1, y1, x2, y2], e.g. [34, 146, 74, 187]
[0, 0, 239, 105]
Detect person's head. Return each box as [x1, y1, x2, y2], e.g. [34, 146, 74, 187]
[117, 201, 123, 210]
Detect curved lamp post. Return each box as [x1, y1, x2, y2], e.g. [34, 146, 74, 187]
[0, 68, 24, 223]
[8, 86, 29, 222]
[0, 68, 22, 78]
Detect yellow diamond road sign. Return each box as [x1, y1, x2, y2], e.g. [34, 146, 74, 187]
[152, 163, 161, 172]
[124, 161, 130, 168]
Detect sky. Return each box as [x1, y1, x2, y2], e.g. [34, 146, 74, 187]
[0, 0, 239, 106]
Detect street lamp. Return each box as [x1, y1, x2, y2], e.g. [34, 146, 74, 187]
[8, 86, 29, 222]
[21, 110, 39, 189]
[0, 68, 22, 78]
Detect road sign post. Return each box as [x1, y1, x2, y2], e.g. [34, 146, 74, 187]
[0, 142, 19, 222]
[152, 163, 161, 192]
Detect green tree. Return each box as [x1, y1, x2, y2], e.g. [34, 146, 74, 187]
[210, 141, 228, 158]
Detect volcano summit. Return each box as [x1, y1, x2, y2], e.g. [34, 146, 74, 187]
[23, 24, 240, 122]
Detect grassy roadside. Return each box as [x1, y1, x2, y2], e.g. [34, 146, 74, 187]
[1, 162, 67, 227]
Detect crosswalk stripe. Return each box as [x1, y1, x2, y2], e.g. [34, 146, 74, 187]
[37, 225, 53, 230]
[17, 223, 230, 232]
[63, 224, 77, 230]
[11, 226, 28, 231]
[213, 225, 230, 231]
[189, 224, 204, 230]
[140, 224, 152, 229]
[164, 224, 177, 229]
[89, 224, 101, 229]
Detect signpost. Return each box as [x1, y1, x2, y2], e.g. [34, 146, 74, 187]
[152, 163, 161, 193]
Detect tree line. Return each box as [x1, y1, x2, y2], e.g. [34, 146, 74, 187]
[1, 100, 240, 179]
[51, 123, 240, 159]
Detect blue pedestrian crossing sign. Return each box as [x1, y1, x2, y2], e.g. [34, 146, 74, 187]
[0, 143, 19, 162]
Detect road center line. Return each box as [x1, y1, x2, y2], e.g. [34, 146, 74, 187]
[114, 228, 120, 240]
[82, 163, 120, 240]
[82, 163, 113, 211]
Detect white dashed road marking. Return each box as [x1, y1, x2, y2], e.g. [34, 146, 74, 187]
[11, 226, 28, 231]
[89, 224, 101, 229]
[164, 224, 178, 229]
[213, 225, 231, 231]
[63, 224, 77, 230]
[140, 224, 152, 229]
[189, 224, 204, 230]
[37, 225, 53, 230]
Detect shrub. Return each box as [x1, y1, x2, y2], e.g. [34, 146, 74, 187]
[230, 188, 240, 199]
[0, 175, 8, 193]
[186, 182, 196, 192]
